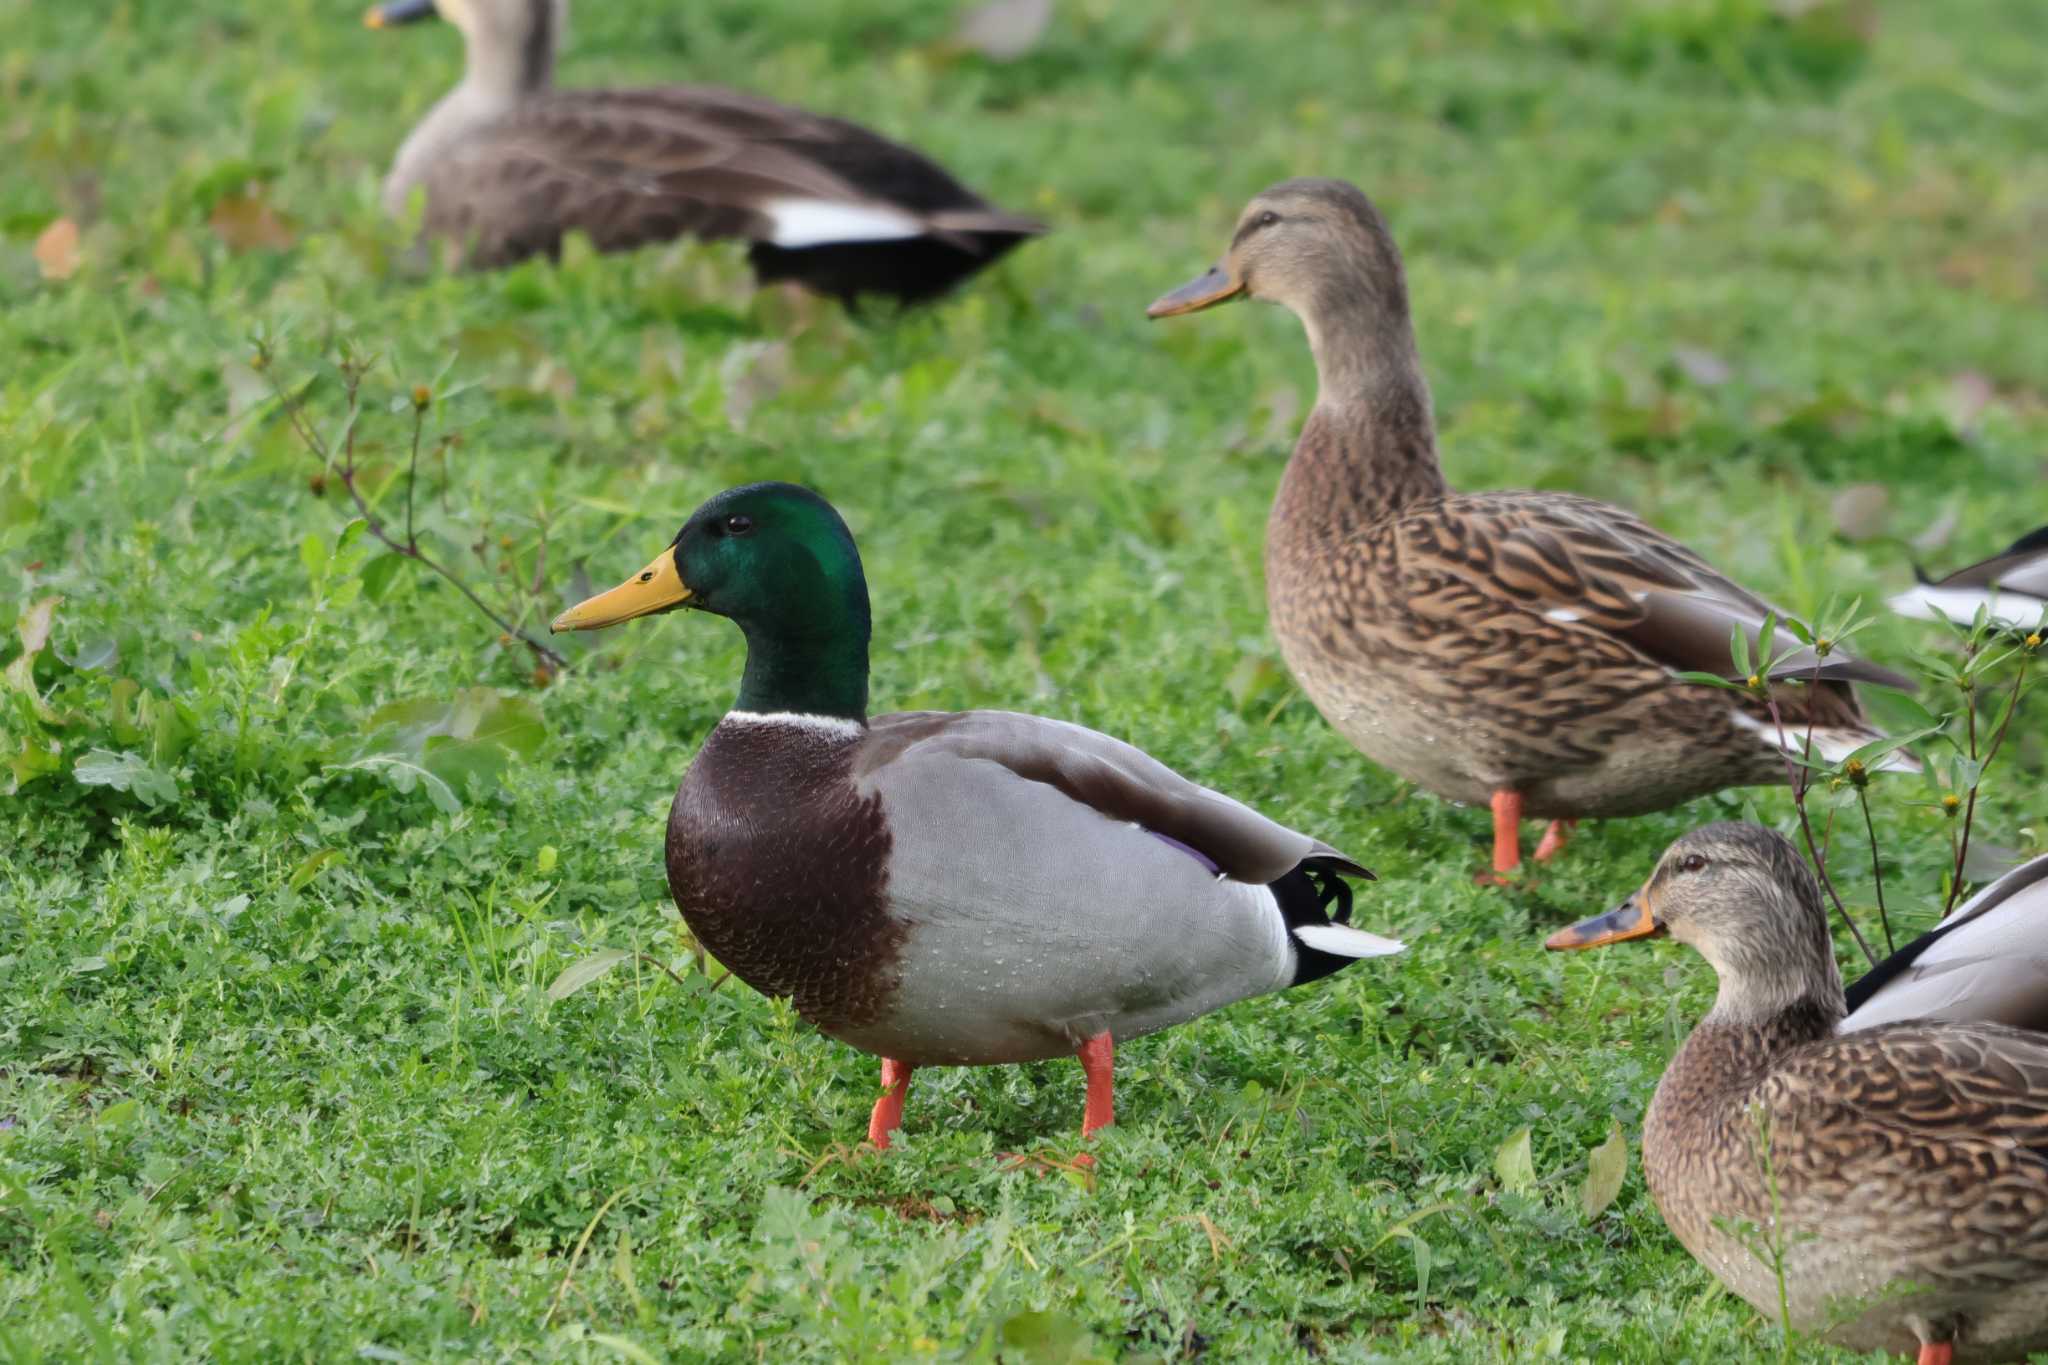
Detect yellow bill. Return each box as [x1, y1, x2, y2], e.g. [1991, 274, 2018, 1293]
[1544, 888, 1665, 951]
[552, 549, 692, 632]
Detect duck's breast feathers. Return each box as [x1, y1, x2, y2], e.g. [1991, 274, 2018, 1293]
[856, 710, 1371, 884]
[1454, 492, 1913, 692]
[1842, 851, 2048, 1033]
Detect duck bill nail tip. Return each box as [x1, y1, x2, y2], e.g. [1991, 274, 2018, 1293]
[551, 552, 693, 633]
[1145, 267, 1245, 318]
[364, 0, 438, 30]
[1545, 891, 1663, 951]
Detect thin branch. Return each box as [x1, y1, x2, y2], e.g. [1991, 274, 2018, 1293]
[1766, 691, 1877, 968]
[259, 343, 569, 673]
[1856, 785, 1891, 954]
[1943, 648, 2031, 914]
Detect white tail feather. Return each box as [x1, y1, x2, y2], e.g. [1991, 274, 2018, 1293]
[1293, 923, 1405, 958]
[1888, 583, 2047, 632]
[1728, 712, 1920, 773]
[760, 198, 925, 248]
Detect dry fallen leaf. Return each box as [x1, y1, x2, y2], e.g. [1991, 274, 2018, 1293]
[33, 217, 80, 280]
[1830, 483, 1891, 542]
[954, 0, 1053, 60]
[209, 192, 297, 253]
[1671, 345, 1731, 387]
[722, 340, 791, 430]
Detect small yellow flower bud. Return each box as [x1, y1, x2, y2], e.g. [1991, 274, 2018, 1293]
[411, 384, 432, 410]
[1746, 674, 1763, 690]
[1941, 793, 1962, 816]
[1845, 758, 1867, 788]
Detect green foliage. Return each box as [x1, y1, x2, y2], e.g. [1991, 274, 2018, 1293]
[3, 0, 2046, 1359]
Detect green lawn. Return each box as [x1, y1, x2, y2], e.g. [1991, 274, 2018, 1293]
[5, 0, 2047, 1359]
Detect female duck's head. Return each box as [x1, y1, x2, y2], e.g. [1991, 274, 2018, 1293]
[1547, 823, 1845, 1022]
[553, 482, 873, 721]
[1148, 178, 1421, 395]
[367, 0, 564, 97]
[1149, 179, 1408, 318]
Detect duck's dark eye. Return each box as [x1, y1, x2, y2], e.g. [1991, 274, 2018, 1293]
[723, 514, 754, 536]
[1679, 853, 1709, 874]
[1256, 210, 1280, 229]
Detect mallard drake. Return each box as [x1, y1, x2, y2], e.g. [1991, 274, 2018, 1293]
[550, 482, 1399, 1155]
[1548, 824, 2048, 1364]
[1147, 179, 1914, 877]
[366, 0, 1044, 305]
[1890, 525, 2048, 634]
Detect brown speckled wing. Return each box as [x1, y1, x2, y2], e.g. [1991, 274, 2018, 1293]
[858, 710, 1369, 884]
[1452, 493, 1910, 691]
[1766, 1024, 2048, 1154]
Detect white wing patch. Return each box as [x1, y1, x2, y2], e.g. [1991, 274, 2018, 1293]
[761, 198, 927, 247]
[1544, 607, 1585, 623]
[1292, 923, 1405, 958]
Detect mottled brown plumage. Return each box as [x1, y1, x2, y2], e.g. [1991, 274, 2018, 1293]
[1148, 179, 1913, 872]
[1550, 824, 2048, 1362]
[373, 0, 1043, 304]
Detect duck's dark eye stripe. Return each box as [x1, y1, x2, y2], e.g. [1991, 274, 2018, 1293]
[1230, 209, 1282, 249]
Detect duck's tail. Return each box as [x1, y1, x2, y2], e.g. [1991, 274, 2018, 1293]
[1730, 712, 1922, 775]
[1272, 856, 1402, 985]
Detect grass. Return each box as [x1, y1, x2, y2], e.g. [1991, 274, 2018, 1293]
[4, 0, 2047, 1358]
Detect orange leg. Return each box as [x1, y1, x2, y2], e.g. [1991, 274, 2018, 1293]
[1917, 1344, 1954, 1365]
[1533, 818, 1578, 863]
[867, 1057, 913, 1150]
[1075, 1031, 1115, 1165]
[1489, 789, 1525, 874]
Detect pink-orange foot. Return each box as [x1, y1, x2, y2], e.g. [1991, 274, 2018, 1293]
[1917, 1344, 1954, 1365]
[867, 1057, 913, 1150]
[1074, 1030, 1115, 1167]
[1472, 789, 1526, 885]
[1533, 819, 1578, 863]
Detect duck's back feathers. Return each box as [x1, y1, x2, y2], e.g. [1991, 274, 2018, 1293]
[1842, 851, 2048, 1033]
[857, 710, 1371, 883]
[407, 85, 1043, 301]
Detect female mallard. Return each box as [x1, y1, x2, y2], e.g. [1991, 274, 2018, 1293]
[1147, 179, 1914, 877]
[551, 482, 1400, 1154]
[1890, 525, 2048, 634]
[366, 0, 1044, 304]
[1548, 824, 2048, 1363]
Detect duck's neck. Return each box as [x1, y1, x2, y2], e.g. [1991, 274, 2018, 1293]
[1273, 296, 1446, 545]
[1655, 948, 1845, 1118]
[384, 10, 556, 215]
[464, 1, 558, 101]
[732, 615, 870, 724]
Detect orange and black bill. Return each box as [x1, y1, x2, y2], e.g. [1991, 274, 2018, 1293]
[1146, 266, 1245, 318]
[365, 0, 437, 28]
[1544, 890, 1664, 951]
[551, 548, 692, 632]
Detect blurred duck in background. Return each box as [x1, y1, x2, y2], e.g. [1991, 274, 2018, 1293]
[366, 0, 1044, 305]
[1890, 525, 2048, 634]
